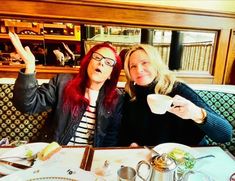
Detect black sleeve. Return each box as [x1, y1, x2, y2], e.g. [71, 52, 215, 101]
[13, 69, 64, 114]
[171, 82, 232, 143]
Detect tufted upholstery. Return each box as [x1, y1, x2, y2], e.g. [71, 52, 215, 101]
[195, 89, 235, 156]
[0, 81, 234, 156]
[0, 84, 50, 143]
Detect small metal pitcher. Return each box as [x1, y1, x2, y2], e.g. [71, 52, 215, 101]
[136, 153, 178, 181]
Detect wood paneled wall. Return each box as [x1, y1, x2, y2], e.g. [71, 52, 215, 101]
[0, 0, 234, 84]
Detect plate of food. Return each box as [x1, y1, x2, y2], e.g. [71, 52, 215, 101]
[153, 143, 198, 171]
[0, 142, 49, 175]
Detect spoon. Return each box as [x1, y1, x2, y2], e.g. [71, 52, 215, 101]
[144, 146, 160, 157]
[195, 154, 215, 160]
[183, 154, 215, 163]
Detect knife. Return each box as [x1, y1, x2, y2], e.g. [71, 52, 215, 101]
[0, 160, 31, 169]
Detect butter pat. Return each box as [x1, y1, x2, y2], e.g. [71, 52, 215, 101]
[38, 142, 62, 161]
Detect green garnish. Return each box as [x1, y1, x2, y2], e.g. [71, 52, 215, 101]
[167, 148, 196, 169]
[25, 149, 33, 157]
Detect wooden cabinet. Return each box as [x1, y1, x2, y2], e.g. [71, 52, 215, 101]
[0, 1, 234, 84]
[0, 34, 80, 41]
[0, 19, 81, 69]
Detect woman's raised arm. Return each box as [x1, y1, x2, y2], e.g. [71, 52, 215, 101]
[9, 32, 35, 74]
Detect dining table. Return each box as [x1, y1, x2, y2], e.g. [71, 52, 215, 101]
[0, 143, 234, 181]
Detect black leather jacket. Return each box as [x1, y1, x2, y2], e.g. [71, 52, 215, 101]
[13, 71, 124, 147]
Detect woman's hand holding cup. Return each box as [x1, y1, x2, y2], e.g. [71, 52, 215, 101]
[147, 94, 173, 114]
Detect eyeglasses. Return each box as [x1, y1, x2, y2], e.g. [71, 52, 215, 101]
[92, 52, 116, 67]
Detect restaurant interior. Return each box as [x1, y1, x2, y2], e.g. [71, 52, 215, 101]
[0, 0, 234, 180]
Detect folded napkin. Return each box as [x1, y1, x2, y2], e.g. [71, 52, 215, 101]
[0, 138, 28, 147]
[0, 138, 9, 146]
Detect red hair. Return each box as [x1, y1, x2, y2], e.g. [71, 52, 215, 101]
[63, 42, 122, 117]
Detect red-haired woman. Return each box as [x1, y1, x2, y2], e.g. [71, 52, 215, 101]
[9, 32, 123, 147]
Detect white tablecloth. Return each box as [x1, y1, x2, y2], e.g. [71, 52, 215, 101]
[0, 146, 234, 181]
[90, 146, 235, 181]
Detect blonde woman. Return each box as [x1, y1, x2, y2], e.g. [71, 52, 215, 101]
[119, 44, 232, 147]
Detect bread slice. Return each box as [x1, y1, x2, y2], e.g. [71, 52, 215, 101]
[38, 142, 62, 161]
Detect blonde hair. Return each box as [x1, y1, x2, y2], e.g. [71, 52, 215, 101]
[124, 44, 178, 100]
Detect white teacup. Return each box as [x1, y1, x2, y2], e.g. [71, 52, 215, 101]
[147, 94, 173, 114]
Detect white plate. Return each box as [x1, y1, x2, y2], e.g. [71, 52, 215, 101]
[153, 142, 198, 157]
[0, 142, 48, 175]
[153, 142, 200, 171]
[0, 165, 97, 181]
